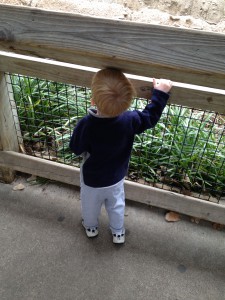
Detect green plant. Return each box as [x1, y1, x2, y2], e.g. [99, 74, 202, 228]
[10, 75, 90, 165]
[11, 74, 225, 198]
[130, 105, 225, 196]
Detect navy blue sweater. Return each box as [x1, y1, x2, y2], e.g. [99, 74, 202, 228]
[70, 89, 170, 187]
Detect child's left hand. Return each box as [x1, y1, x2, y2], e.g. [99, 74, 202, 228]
[153, 78, 173, 93]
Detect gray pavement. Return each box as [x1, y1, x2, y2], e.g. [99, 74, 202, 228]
[0, 174, 225, 300]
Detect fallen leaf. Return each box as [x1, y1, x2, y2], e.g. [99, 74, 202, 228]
[137, 178, 145, 185]
[171, 186, 181, 193]
[154, 183, 171, 190]
[19, 143, 26, 154]
[212, 223, 224, 231]
[182, 188, 192, 196]
[191, 217, 201, 224]
[13, 183, 25, 191]
[27, 175, 37, 182]
[182, 174, 191, 190]
[165, 211, 181, 222]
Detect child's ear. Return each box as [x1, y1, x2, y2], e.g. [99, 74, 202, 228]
[91, 98, 95, 106]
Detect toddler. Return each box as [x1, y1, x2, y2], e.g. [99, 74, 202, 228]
[70, 68, 172, 244]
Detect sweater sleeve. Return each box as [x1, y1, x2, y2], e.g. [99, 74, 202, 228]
[69, 117, 89, 156]
[132, 88, 170, 134]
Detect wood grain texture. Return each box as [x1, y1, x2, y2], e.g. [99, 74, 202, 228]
[1, 51, 225, 113]
[0, 151, 80, 186]
[0, 72, 19, 152]
[0, 72, 19, 182]
[0, 151, 224, 225]
[125, 181, 225, 226]
[0, 4, 225, 89]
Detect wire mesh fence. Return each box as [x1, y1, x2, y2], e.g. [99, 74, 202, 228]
[7, 73, 225, 203]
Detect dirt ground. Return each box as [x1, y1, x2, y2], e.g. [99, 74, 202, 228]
[1, 0, 225, 33]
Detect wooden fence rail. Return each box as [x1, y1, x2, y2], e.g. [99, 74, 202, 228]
[0, 51, 225, 113]
[0, 4, 225, 224]
[1, 4, 225, 89]
[0, 150, 224, 225]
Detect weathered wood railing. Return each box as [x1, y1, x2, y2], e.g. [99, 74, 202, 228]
[0, 4, 225, 224]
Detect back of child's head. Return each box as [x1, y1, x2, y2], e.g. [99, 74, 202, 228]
[91, 68, 136, 117]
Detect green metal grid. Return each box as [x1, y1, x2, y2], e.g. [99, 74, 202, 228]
[7, 74, 225, 203]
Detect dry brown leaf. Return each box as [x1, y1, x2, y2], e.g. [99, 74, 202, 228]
[182, 188, 192, 196]
[212, 223, 224, 231]
[191, 217, 201, 224]
[165, 211, 181, 222]
[13, 183, 25, 191]
[19, 143, 26, 154]
[27, 175, 37, 182]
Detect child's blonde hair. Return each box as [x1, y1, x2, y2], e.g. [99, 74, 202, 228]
[91, 68, 136, 117]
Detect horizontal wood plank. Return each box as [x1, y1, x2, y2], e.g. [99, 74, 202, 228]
[0, 4, 225, 89]
[0, 150, 80, 186]
[125, 181, 225, 225]
[0, 151, 225, 225]
[1, 51, 225, 113]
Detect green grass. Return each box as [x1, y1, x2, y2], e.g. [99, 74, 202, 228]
[10, 74, 225, 198]
[11, 74, 91, 165]
[130, 105, 225, 196]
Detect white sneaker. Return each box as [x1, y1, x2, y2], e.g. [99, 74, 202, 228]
[113, 233, 125, 244]
[82, 221, 98, 238]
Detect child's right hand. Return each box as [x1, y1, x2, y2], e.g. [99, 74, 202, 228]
[153, 78, 173, 93]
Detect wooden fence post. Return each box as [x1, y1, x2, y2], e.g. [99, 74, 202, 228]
[0, 72, 19, 183]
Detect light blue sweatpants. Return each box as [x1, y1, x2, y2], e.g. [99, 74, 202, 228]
[80, 174, 125, 235]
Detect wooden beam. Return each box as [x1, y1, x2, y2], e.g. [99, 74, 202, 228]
[4, 73, 24, 145]
[0, 73, 20, 152]
[1, 51, 225, 113]
[0, 72, 19, 182]
[0, 151, 80, 187]
[0, 151, 224, 225]
[1, 4, 225, 89]
[125, 181, 225, 226]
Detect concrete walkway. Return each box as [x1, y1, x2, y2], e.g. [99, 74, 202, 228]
[0, 175, 225, 300]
